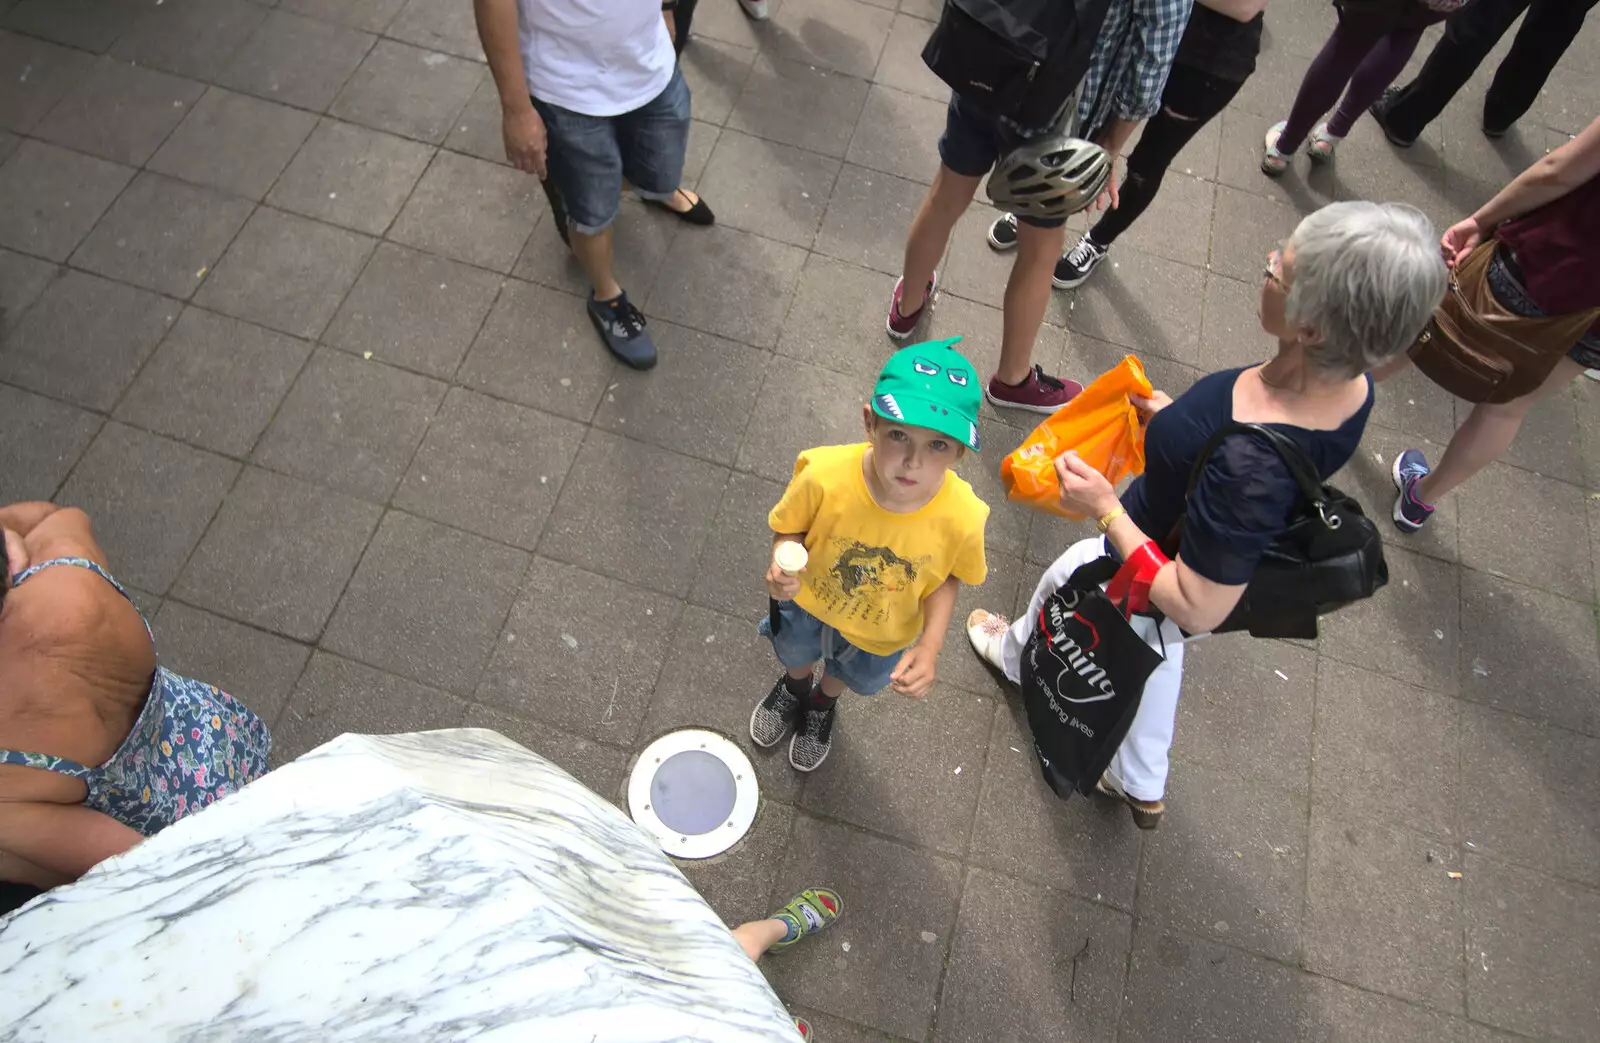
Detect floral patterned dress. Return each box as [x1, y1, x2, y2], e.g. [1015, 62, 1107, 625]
[0, 558, 272, 836]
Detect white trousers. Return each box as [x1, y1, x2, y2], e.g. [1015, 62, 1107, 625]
[1000, 536, 1192, 801]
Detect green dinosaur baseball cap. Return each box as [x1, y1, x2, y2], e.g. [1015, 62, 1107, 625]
[871, 337, 982, 451]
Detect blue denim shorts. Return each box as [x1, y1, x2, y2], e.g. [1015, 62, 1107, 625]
[759, 601, 901, 696]
[938, 93, 1066, 229]
[532, 68, 691, 235]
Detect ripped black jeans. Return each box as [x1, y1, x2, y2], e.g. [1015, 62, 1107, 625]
[1090, 63, 1244, 248]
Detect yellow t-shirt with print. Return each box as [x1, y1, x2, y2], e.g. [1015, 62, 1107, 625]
[768, 443, 989, 656]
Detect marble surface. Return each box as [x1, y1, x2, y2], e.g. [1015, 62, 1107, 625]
[0, 730, 796, 1041]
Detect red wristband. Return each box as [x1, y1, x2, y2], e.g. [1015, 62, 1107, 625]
[1105, 540, 1170, 617]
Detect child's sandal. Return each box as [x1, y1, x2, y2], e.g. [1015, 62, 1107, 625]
[767, 887, 843, 951]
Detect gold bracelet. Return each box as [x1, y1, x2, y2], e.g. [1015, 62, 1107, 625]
[1096, 506, 1126, 533]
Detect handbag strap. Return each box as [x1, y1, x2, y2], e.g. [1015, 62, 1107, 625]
[1184, 422, 1335, 521]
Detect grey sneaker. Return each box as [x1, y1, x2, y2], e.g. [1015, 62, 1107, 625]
[789, 698, 837, 772]
[586, 291, 657, 370]
[750, 678, 803, 748]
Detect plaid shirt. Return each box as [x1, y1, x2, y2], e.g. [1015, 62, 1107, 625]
[1076, 0, 1194, 137]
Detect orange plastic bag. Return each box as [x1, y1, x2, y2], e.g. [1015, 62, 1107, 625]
[1000, 355, 1153, 519]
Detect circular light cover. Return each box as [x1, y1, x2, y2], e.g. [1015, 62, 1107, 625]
[628, 729, 759, 859]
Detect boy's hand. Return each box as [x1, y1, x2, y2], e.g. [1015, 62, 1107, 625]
[765, 560, 802, 601]
[890, 642, 939, 699]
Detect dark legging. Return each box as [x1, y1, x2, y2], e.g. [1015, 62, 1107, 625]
[1278, 4, 1446, 152]
[1091, 63, 1244, 247]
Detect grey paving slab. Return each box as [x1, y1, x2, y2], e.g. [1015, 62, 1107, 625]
[1457, 569, 1600, 737]
[0, 0, 144, 53]
[0, 383, 100, 502]
[1487, 379, 1587, 487]
[329, 38, 482, 144]
[1107, 169, 1214, 271]
[172, 466, 382, 641]
[58, 422, 239, 595]
[1208, 183, 1302, 284]
[272, 650, 468, 764]
[1172, 634, 1317, 791]
[1302, 977, 1470, 1043]
[109, 0, 268, 82]
[788, 1008, 912, 1043]
[1194, 271, 1277, 373]
[696, 129, 839, 248]
[1060, 246, 1211, 365]
[1317, 544, 1460, 694]
[736, 356, 869, 482]
[776, 252, 900, 377]
[457, 279, 613, 422]
[474, 556, 682, 745]
[0, 269, 176, 412]
[395, 386, 586, 549]
[802, 683, 991, 855]
[871, 11, 944, 101]
[0, 129, 15, 165]
[686, 123, 723, 194]
[763, 813, 962, 1040]
[967, 701, 1146, 909]
[515, 198, 678, 301]
[851, 83, 947, 187]
[1119, 926, 1316, 1043]
[459, 704, 629, 801]
[71, 171, 255, 300]
[253, 348, 444, 502]
[1456, 462, 1594, 602]
[113, 307, 313, 457]
[278, 0, 404, 34]
[0, 138, 134, 263]
[730, 55, 870, 159]
[152, 600, 311, 728]
[324, 241, 501, 378]
[677, 799, 796, 943]
[148, 87, 318, 201]
[267, 117, 434, 236]
[688, 470, 785, 620]
[0, 30, 93, 134]
[1369, 360, 1462, 446]
[639, 604, 803, 804]
[1140, 761, 1309, 963]
[385, 0, 486, 62]
[938, 867, 1132, 1043]
[1459, 703, 1600, 889]
[592, 320, 766, 466]
[195, 207, 376, 340]
[441, 72, 506, 166]
[33, 56, 204, 166]
[1313, 658, 1459, 841]
[321, 510, 528, 694]
[678, 35, 757, 127]
[647, 222, 808, 348]
[685, 0, 777, 50]
[939, 204, 1027, 314]
[218, 9, 376, 113]
[539, 429, 729, 597]
[0, 246, 59, 333]
[765, 0, 893, 80]
[1214, 107, 1340, 214]
[1334, 427, 1459, 564]
[1462, 854, 1600, 1041]
[388, 149, 546, 272]
[814, 164, 926, 276]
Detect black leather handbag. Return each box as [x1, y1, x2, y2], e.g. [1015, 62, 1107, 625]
[1172, 423, 1389, 640]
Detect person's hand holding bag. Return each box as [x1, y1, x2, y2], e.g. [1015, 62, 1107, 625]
[1054, 451, 1121, 520]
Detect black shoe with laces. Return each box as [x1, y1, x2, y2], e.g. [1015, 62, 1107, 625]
[1053, 234, 1108, 289]
[587, 290, 658, 370]
[987, 213, 1019, 251]
[789, 697, 837, 772]
[750, 677, 804, 748]
[1368, 86, 1418, 148]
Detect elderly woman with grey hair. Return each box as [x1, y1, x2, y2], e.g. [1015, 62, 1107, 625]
[966, 200, 1447, 829]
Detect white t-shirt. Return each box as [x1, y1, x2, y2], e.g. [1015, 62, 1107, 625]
[517, 0, 676, 118]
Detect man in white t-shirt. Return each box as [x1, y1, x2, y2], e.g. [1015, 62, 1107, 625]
[473, 0, 713, 370]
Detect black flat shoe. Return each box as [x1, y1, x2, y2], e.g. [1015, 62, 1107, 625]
[648, 189, 715, 226]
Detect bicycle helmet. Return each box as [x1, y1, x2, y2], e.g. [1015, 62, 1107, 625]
[986, 136, 1113, 222]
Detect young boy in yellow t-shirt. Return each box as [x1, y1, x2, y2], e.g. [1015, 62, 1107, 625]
[751, 338, 990, 772]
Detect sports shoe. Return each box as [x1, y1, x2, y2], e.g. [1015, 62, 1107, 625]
[985, 365, 1084, 415]
[586, 291, 657, 370]
[737, 0, 771, 20]
[1095, 770, 1164, 830]
[886, 271, 937, 341]
[767, 887, 843, 951]
[988, 213, 1019, 251]
[1261, 120, 1291, 177]
[1391, 448, 1436, 532]
[1585, 369, 1600, 381]
[1054, 233, 1108, 289]
[789, 698, 837, 772]
[1368, 86, 1417, 147]
[750, 677, 804, 748]
[1307, 121, 1342, 164]
[966, 608, 1009, 671]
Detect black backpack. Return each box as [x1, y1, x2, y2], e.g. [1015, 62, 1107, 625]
[921, 0, 1114, 131]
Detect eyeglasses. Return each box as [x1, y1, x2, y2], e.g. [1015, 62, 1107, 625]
[1263, 248, 1286, 290]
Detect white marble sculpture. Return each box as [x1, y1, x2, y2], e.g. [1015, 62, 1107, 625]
[0, 729, 797, 1042]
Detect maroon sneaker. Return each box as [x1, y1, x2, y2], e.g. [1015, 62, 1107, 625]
[985, 365, 1083, 415]
[886, 272, 937, 340]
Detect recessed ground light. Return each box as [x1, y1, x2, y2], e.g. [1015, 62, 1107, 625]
[628, 729, 759, 859]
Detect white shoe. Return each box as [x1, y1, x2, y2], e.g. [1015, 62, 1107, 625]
[737, 0, 771, 20]
[965, 609, 1008, 671]
[1586, 369, 1600, 381]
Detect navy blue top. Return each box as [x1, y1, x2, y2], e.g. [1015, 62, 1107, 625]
[1121, 366, 1374, 585]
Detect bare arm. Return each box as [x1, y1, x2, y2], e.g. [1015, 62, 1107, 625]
[765, 531, 807, 600]
[1196, 0, 1268, 22]
[916, 576, 960, 648]
[1102, 513, 1245, 633]
[1471, 114, 1600, 230]
[888, 576, 961, 698]
[0, 502, 64, 536]
[0, 801, 146, 882]
[473, 0, 547, 176]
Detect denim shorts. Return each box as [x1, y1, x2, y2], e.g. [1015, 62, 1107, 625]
[759, 601, 901, 696]
[532, 67, 690, 235]
[938, 93, 1066, 229]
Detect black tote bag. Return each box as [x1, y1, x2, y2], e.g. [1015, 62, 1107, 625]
[1019, 556, 1167, 799]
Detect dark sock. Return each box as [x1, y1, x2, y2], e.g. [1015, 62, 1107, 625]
[783, 673, 812, 698]
[808, 687, 839, 710]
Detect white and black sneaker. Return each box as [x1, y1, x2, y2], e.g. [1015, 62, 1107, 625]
[750, 678, 804, 748]
[789, 698, 837, 772]
[1053, 234, 1108, 289]
[987, 213, 1019, 251]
